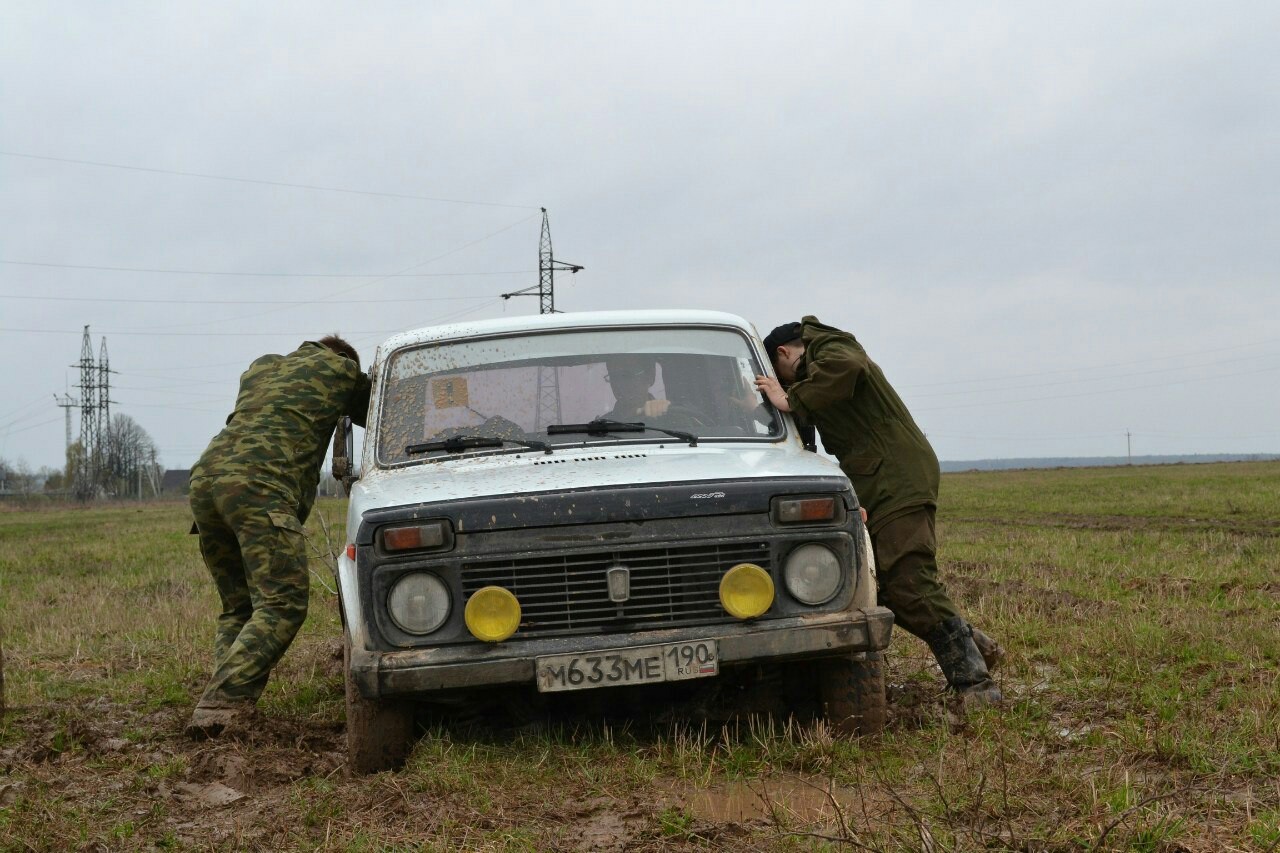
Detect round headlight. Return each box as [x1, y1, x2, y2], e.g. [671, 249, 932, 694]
[387, 572, 451, 635]
[784, 544, 842, 605]
[719, 563, 775, 619]
[464, 586, 522, 642]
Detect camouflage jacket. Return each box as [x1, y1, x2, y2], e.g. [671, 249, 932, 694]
[191, 342, 371, 522]
[785, 316, 939, 532]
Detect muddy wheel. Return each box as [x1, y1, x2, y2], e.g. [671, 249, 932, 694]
[344, 632, 416, 774]
[818, 651, 887, 736]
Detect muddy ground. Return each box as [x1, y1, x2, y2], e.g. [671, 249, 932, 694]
[0, 656, 958, 852]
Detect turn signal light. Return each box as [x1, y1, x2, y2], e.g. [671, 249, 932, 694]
[380, 520, 452, 553]
[774, 496, 838, 523]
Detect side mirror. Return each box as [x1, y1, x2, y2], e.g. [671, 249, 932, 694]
[331, 415, 357, 495]
[798, 423, 818, 453]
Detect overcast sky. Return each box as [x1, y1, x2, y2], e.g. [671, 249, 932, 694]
[2, 1, 1277, 474]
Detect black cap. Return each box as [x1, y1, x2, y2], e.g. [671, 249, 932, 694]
[762, 322, 803, 364]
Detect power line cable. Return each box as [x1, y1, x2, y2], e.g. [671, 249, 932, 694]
[0, 261, 533, 279]
[916, 363, 1280, 413]
[0, 150, 539, 210]
[122, 212, 541, 332]
[121, 358, 287, 373]
[911, 351, 1280, 399]
[1, 416, 64, 437]
[0, 292, 502, 306]
[0, 405, 57, 432]
[89, 300, 507, 375]
[348, 298, 508, 347]
[901, 336, 1280, 390]
[113, 384, 226, 399]
[1127, 429, 1280, 440]
[0, 326, 403, 338]
[0, 395, 52, 425]
[310, 214, 542, 302]
[121, 402, 230, 414]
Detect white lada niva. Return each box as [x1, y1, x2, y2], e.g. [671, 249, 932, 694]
[331, 309, 893, 772]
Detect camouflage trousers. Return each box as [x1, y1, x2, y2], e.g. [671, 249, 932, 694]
[189, 475, 309, 707]
[871, 506, 961, 638]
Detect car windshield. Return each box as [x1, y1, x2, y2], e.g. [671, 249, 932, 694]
[377, 326, 781, 465]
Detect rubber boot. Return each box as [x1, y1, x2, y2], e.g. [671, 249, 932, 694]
[923, 617, 1003, 705]
[185, 700, 258, 740]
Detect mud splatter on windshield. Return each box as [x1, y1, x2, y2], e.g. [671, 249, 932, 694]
[377, 327, 779, 465]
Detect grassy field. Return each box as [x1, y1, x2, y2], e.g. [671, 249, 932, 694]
[1, 462, 1277, 851]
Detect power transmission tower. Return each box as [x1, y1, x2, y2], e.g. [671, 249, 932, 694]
[500, 208, 583, 430]
[98, 336, 115, 493]
[501, 208, 585, 314]
[99, 337, 112, 437]
[74, 326, 99, 499]
[54, 391, 78, 451]
[70, 326, 115, 499]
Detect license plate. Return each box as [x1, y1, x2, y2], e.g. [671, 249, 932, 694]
[535, 640, 719, 693]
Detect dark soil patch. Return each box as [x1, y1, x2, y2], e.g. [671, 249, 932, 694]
[0, 670, 958, 851]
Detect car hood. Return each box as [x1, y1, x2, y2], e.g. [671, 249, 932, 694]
[350, 442, 844, 513]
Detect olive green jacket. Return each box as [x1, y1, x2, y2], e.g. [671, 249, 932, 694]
[785, 316, 939, 532]
[191, 342, 371, 523]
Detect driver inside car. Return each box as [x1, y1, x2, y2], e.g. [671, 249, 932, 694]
[600, 355, 672, 421]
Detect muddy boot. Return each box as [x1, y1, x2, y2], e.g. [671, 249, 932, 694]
[923, 617, 1003, 706]
[185, 701, 257, 740]
[970, 626, 1005, 673]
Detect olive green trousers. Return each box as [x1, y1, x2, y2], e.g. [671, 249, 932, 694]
[871, 506, 961, 638]
[189, 476, 309, 707]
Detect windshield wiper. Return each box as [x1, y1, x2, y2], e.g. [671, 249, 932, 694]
[405, 435, 552, 456]
[546, 418, 698, 447]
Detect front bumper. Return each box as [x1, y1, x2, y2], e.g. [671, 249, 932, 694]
[351, 605, 895, 699]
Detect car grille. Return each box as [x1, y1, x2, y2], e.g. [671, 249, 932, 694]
[460, 541, 771, 637]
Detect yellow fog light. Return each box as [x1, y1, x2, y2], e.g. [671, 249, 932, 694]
[719, 563, 774, 619]
[464, 586, 522, 642]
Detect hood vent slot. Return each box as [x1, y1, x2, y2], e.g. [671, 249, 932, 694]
[534, 453, 648, 466]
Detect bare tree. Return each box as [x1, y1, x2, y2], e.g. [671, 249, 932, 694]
[0, 458, 39, 495]
[40, 465, 66, 492]
[102, 414, 163, 499]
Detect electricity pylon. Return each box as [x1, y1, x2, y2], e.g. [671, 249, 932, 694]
[74, 327, 99, 499]
[54, 391, 78, 451]
[70, 326, 115, 499]
[501, 209, 583, 430]
[502, 208, 584, 314]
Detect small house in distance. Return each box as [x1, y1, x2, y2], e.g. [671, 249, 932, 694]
[161, 469, 190, 496]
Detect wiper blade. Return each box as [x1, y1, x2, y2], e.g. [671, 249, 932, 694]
[406, 434, 552, 456]
[547, 418, 698, 447]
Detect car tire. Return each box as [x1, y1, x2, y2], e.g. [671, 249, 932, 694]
[344, 631, 416, 774]
[818, 651, 887, 736]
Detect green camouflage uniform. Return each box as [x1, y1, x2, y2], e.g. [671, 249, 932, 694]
[189, 342, 370, 708]
[784, 316, 959, 638]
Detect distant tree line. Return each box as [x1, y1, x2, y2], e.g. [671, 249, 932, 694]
[0, 456, 62, 495]
[1, 413, 163, 500]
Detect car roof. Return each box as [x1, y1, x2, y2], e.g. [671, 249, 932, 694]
[374, 309, 760, 355]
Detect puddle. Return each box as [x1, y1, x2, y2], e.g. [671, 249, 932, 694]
[681, 777, 865, 824]
[1028, 662, 1060, 693]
